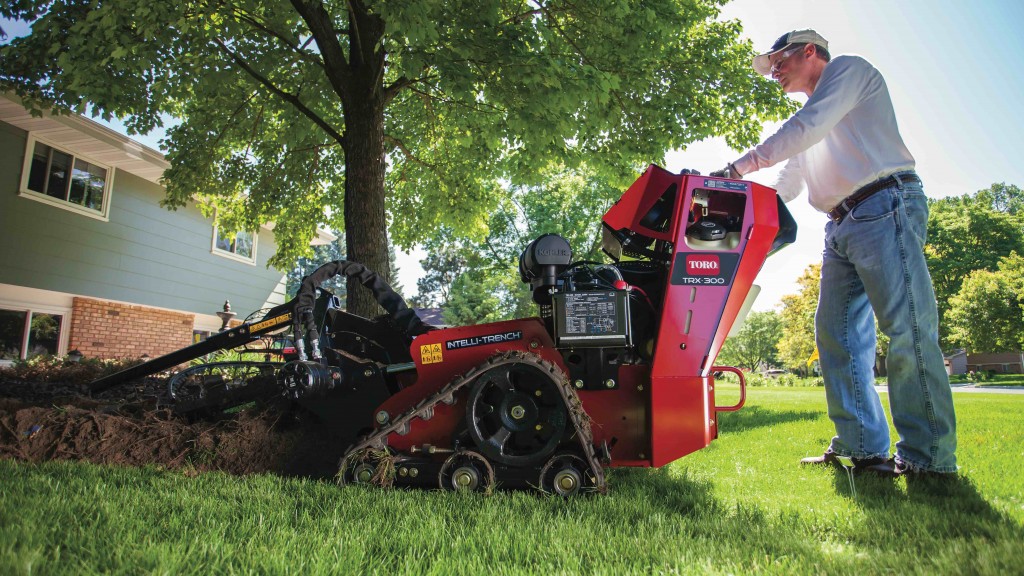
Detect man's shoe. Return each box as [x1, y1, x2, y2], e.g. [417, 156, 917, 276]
[863, 457, 899, 478]
[800, 450, 887, 470]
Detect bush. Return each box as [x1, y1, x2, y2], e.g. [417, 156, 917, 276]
[0, 355, 145, 384]
[967, 370, 992, 382]
[717, 371, 823, 388]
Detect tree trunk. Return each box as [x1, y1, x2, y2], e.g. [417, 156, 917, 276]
[342, 7, 390, 318]
[343, 97, 390, 317]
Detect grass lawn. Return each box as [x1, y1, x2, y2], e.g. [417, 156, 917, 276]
[1, 386, 1021, 575]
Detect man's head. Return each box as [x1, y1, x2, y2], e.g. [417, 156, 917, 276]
[753, 30, 830, 95]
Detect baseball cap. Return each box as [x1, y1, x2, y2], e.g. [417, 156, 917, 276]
[752, 29, 829, 75]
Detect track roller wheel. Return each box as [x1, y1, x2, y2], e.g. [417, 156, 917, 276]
[438, 450, 494, 492]
[338, 448, 396, 487]
[539, 453, 597, 497]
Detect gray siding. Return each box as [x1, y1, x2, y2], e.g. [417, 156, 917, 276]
[0, 120, 285, 317]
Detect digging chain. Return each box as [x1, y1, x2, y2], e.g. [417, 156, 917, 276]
[338, 350, 606, 492]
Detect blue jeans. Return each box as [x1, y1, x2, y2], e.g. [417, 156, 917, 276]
[816, 173, 957, 473]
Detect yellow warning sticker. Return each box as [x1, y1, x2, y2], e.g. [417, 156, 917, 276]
[420, 343, 443, 364]
[250, 313, 291, 333]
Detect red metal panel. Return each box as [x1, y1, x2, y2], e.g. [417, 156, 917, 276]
[647, 174, 780, 466]
[649, 375, 713, 466]
[578, 364, 649, 465]
[602, 164, 682, 243]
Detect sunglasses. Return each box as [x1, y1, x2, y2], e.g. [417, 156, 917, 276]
[770, 45, 806, 74]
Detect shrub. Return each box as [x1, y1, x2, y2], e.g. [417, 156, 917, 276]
[0, 355, 145, 384]
[716, 371, 823, 388]
[967, 370, 992, 382]
[744, 373, 771, 387]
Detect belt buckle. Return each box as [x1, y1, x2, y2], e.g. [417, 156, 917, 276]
[832, 198, 854, 223]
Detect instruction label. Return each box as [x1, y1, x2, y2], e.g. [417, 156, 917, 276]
[703, 179, 748, 191]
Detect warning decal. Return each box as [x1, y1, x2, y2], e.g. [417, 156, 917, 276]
[420, 343, 444, 364]
[250, 313, 291, 332]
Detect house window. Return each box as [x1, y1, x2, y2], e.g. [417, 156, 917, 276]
[20, 136, 113, 219]
[0, 308, 63, 362]
[213, 226, 257, 264]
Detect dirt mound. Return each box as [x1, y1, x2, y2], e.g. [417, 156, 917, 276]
[0, 376, 345, 478]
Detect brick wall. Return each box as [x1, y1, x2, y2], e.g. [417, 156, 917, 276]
[69, 297, 195, 360]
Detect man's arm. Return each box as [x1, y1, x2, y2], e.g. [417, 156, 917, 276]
[733, 56, 874, 176]
[773, 157, 805, 203]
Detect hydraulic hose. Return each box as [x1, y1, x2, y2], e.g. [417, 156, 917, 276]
[293, 260, 433, 345]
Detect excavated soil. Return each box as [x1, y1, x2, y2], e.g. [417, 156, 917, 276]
[0, 375, 345, 478]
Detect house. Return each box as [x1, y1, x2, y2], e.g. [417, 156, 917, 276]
[0, 93, 332, 364]
[943, 349, 967, 376]
[966, 351, 1024, 375]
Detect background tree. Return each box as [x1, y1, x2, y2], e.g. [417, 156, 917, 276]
[716, 310, 782, 371]
[926, 185, 1024, 346]
[945, 253, 1024, 353]
[434, 162, 625, 324]
[285, 234, 405, 302]
[410, 232, 468, 308]
[977, 182, 1024, 216]
[286, 236, 347, 299]
[777, 264, 820, 375]
[1, 0, 793, 316]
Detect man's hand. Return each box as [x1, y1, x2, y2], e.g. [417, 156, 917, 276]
[710, 163, 742, 179]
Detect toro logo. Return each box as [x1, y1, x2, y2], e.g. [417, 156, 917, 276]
[686, 255, 720, 275]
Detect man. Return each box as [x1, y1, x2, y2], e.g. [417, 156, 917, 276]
[711, 30, 957, 477]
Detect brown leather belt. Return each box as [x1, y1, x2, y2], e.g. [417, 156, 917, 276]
[827, 172, 921, 223]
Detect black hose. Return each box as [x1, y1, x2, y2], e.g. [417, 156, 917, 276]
[294, 260, 433, 338]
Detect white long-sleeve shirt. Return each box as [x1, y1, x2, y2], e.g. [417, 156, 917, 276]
[732, 54, 915, 213]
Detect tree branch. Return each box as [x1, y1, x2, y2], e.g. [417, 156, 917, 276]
[226, 6, 326, 70]
[500, 9, 543, 26]
[383, 73, 440, 106]
[289, 0, 353, 101]
[213, 37, 347, 149]
[384, 134, 435, 170]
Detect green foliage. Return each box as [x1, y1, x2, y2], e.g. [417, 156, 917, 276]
[1, 0, 793, 316]
[926, 184, 1024, 346]
[776, 264, 820, 374]
[977, 182, 1024, 216]
[973, 374, 1024, 387]
[410, 231, 469, 308]
[443, 267, 511, 327]
[945, 253, 1024, 352]
[716, 310, 782, 370]
[285, 235, 347, 299]
[2, 389, 1023, 574]
[0, 355, 144, 384]
[719, 371, 823, 388]
[436, 163, 628, 324]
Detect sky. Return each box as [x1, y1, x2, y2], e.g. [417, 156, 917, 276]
[5, 1, 1024, 310]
